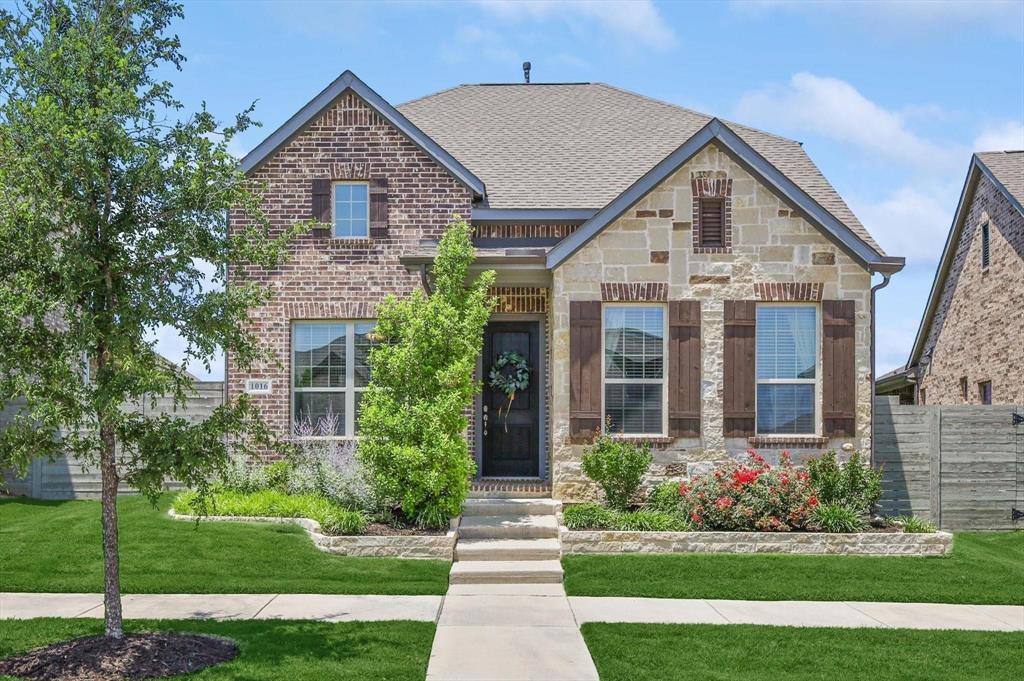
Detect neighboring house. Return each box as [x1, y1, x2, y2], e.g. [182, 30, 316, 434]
[882, 151, 1023, 406]
[229, 70, 903, 500]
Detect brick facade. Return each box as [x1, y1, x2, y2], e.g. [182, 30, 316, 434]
[918, 173, 1024, 404]
[227, 92, 473, 438]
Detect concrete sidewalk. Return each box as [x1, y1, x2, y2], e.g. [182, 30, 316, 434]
[2, 592, 1020, 632]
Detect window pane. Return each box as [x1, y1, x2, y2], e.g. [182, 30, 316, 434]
[294, 323, 346, 389]
[354, 390, 365, 434]
[293, 391, 345, 436]
[351, 200, 367, 221]
[334, 184, 350, 202]
[604, 306, 664, 380]
[351, 184, 368, 202]
[605, 383, 662, 435]
[757, 306, 817, 380]
[354, 323, 376, 387]
[757, 384, 815, 434]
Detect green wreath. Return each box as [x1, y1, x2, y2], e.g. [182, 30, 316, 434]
[488, 351, 531, 431]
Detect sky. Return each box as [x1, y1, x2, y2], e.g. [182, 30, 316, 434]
[152, 0, 1024, 380]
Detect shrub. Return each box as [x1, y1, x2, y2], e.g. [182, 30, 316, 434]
[264, 460, 292, 493]
[675, 450, 817, 532]
[581, 435, 652, 511]
[219, 454, 269, 494]
[173, 489, 367, 536]
[895, 515, 937, 533]
[613, 510, 690, 532]
[319, 508, 369, 535]
[563, 503, 615, 530]
[292, 412, 373, 511]
[807, 449, 882, 516]
[812, 502, 865, 533]
[357, 219, 495, 528]
[649, 480, 684, 514]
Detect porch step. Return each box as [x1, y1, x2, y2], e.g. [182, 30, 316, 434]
[469, 479, 551, 499]
[448, 560, 564, 585]
[461, 498, 561, 517]
[456, 538, 561, 562]
[458, 514, 559, 540]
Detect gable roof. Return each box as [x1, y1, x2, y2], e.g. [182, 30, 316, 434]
[398, 82, 882, 253]
[908, 150, 1024, 365]
[546, 119, 901, 272]
[239, 71, 486, 198]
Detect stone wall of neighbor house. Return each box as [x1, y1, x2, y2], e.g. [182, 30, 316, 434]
[918, 173, 1024, 405]
[227, 92, 474, 441]
[550, 143, 873, 501]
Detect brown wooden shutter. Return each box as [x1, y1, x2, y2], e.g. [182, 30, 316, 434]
[569, 300, 602, 443]
[310, 179, 331, 237]
[822, 299, 856, 437]
[723, 300, 756, 437]
[699, 198, 724, 247]
[369, 178, 388, 238]
[668, 300, 701, 438]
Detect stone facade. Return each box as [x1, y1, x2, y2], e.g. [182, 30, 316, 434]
[227, 92, 473, 438]
[917, 172, 1024, 404]
[560, 527, 953, 556]
[550, 144, 872, 500]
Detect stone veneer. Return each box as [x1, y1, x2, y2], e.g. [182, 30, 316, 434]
[918, 171, 1024, 404]
[560, 527, 953, 556]
[550, 143, 873, 500]
[170, 510, 456, 559]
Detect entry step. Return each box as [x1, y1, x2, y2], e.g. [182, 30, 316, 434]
[455, 538, 561, 561]
[461, 498, 561, 517]
[458, 514, 559, 540]
[448, 560, 564, 584]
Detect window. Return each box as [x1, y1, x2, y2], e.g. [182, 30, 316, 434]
[333, 182, 369, 238]
[292, 321, 375, 437]
[603, 305, 666, 435]
[981, 221, 990, 270]
[960, 377, 969, 402]
[979, 380, 992, 405]
[698, 197, 725, 247]
[756, 305, 817, 435]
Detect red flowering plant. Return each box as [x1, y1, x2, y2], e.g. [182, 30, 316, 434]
[675, 450, 817, 531]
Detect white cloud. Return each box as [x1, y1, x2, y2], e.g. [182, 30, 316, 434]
[473, 0, 676, 51]
[973, 121, 1024, 152]
[735, 73, 958, 171]
[849, 185, 956, 263]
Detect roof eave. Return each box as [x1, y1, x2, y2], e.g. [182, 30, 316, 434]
[238, 70, 486, 199]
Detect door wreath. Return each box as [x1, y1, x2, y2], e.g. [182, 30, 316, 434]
[488, 350, 531, 431]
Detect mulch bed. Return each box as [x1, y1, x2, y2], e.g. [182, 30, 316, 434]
[0, 632, 238, 681]
[362, 522, 446, 536]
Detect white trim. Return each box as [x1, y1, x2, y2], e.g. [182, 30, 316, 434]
[754, 302, 821, 438]
[601, 302, 668, 438]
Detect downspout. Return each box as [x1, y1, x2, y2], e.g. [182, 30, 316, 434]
[419, 264, 433, 295]
[869, 272, 893, 462]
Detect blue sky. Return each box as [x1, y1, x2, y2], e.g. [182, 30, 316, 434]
[155, 0, 1024, 380]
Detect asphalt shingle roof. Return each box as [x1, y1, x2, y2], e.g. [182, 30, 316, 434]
[976, 150, 1024, 204]
[398, 82, 882, 253]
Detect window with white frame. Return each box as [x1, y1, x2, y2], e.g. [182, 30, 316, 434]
[756, 305, 818, 435]
[333, 182, 369, 238]
[292, 321, 375, 437]
[603, 305, 666, 436]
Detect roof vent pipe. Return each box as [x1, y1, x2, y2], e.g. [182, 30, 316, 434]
[523, 61, 531, 83]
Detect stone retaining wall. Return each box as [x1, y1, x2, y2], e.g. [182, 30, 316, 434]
[169, 510, 456, 560]
[559, 526, 953, 556]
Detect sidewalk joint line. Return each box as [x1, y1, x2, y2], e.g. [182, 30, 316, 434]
[250, 594, 279, 620]
[705, 600, 732, 624]
[844, 601, 890, 628]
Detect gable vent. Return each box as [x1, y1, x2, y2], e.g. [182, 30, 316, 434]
[699, 198, 725, 247]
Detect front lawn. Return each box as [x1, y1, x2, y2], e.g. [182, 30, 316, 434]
[0, 618, 434, 681]
[0, 496, 450, 595]
[581, 623, 1024, 681]
[563, 531, 1023, 604]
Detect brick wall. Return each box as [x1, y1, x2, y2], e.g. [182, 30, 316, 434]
[228, 91, 473, 439]
[918, 173, 1024, 404]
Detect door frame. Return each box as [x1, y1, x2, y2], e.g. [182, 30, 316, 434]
[475, 314, 547, 479]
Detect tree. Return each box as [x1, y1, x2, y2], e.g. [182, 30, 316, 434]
[358, 219, 495, 528]
[0, 0, 302, 639]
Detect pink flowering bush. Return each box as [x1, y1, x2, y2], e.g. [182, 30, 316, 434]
[673, 450, 818, 532]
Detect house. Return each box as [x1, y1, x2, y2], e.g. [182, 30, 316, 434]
[881, 151, 1023, 406]
[228, 70, 903, 500]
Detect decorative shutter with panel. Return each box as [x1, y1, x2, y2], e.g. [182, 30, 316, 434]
[369, 178, 389, 238]
[822, 299, 856, 437]
[668, 300, 702, 438]
[723, 300, 756, 437]
[699, 198, 725, 247]
[310, 179, 332, 238]
[569, 300, 602, 443]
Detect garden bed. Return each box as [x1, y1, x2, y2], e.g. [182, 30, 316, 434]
[559, 526, 953, 556]
[169, 509, 457, 559]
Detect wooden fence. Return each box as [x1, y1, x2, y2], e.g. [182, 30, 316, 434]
[874, 397, 1024, 530]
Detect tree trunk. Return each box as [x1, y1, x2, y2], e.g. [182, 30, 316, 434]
[99, 418, 123, 639]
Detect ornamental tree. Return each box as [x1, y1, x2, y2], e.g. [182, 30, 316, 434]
[0, 0, 303, 639]
[358, 218, 495, 528]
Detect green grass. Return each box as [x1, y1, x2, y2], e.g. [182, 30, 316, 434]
[564, 531, 1023, 604]
[581, 623, 1024, 681]
[173, 489, 367, 535]
[0, 618, 434, 681]
[0, 496, 449, 595]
